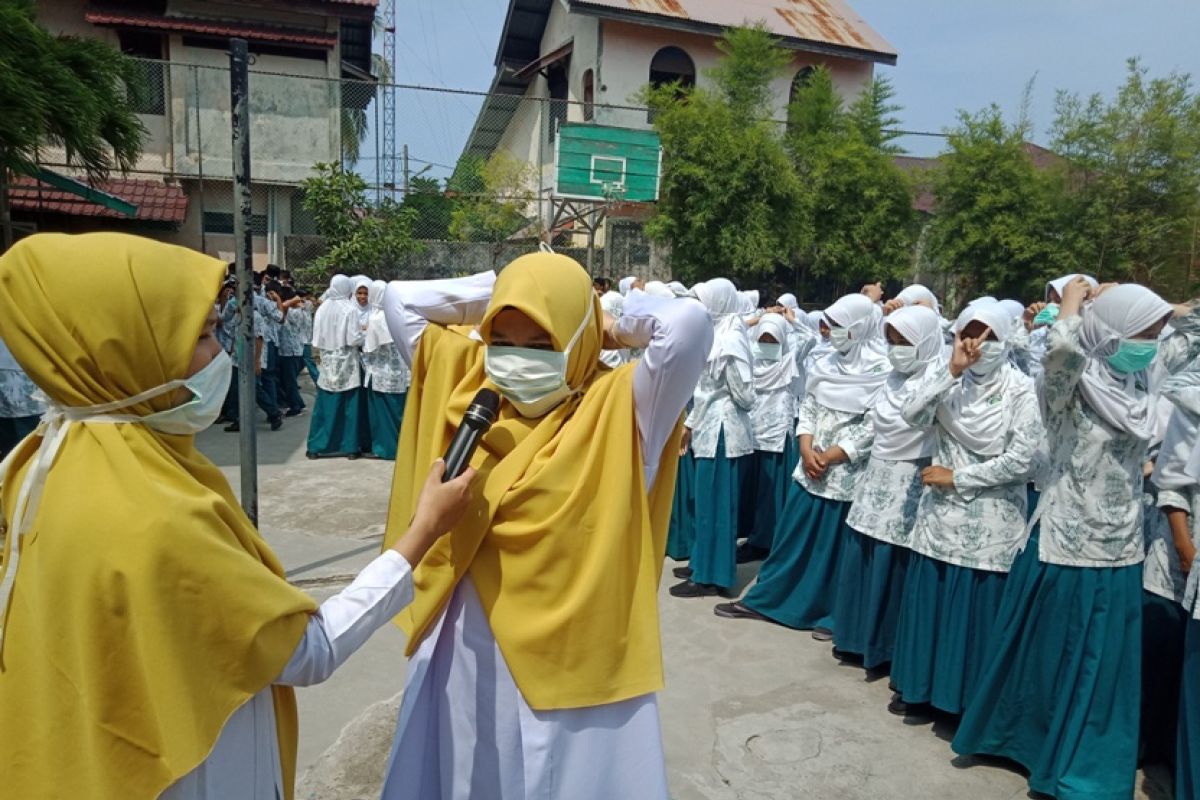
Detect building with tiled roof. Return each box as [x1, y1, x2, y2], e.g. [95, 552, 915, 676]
[16, 0, 377, 266]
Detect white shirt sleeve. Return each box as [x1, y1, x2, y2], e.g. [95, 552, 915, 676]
[613, 293, 712, 488]
[382, 272, 497, 366]
[275, 550, 414, 687]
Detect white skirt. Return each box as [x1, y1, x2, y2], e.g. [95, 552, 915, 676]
[380, 578, 669, 800]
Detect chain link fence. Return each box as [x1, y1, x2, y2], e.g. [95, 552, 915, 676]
[22, 58, 666, 293]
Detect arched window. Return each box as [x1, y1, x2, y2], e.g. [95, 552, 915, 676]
[647, 46, 695, 122]
[582, 68, 594, 121]
[789, 66, 816, 106]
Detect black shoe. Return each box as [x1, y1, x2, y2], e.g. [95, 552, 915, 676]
[668, 579, 727, 598]
[224, 422, 240, 433]
[285, 408, 305, 417]
[811, 626, 834, 642]
[347, 453, 361, 461]
[888, 696, 933, 718]
[672, 565, 693, 580]
[269, 416, 283, 431]
[305, 451, 318, 460]
[735, 544, 770, 564]
[713, 601, 771, 622]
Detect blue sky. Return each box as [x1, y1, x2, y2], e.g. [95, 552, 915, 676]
[365, 0, 1200, 185]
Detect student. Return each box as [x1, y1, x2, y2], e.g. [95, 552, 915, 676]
[886, 301, 1042, 716]
[1026, 273, 1099, 380]
[832, 305, 942, 670]
[253, 276, 287, 429]
[735, 311, 801, 564]
[276, 286, 308, 418]
[953, 280, 1200, 800]
[0, 232, 475, 800]
[1154, 362, 1200, 797]
[221, 282, 284, 433]
[377, 253, 711, 799]
[670, 278, 756, 598]
[361, 280, 410, 460]
[298, 289, 320, 384]
[306, 275, 366, 459]
[599, 289, 628, 368]
[715, 294, 889, 639]
[0, 335, 45, 458]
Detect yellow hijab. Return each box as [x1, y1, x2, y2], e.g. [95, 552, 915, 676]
[384, 252, 682, 710]
[0, 233, 316, 800]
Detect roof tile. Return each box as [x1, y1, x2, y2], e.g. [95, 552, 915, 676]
[9, 176, 189, 224]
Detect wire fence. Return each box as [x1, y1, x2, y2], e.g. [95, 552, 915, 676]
[22, 57, 682, 290]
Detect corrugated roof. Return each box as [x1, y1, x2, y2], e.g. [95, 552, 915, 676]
[570, 0, 896, 63]
[9, 176, 189, 223]
[85, 11, 337, 48]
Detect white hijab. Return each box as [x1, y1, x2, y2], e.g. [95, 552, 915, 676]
[805, 294, 891, 414]
[311, 274, 355, 350]
[363, 280, 393, 353]
[618, 276, 637, 296]
[352, 276, 372, 327]
[777, 293, 800, 313]
[937, 302, 1023, 456]
[895, 284, 941, 316]
[872, 306, 943, 461]
[737, 290, 759, 316]
[936, 302, 1022, 453]
[643, 281, 674, 299]
[1046, 273, 1098, 303]
[997, 299, 1026, 333]
[667, 281, 689, 298]
[694, 278, 752, 381]
[753, 313, 800, 392]
[1076, 284, 1173, 440]
[1157, 363, 1200, 482]
[599, 290, 624, 318]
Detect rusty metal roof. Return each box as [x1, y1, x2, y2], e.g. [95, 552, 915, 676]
[571, 0, 896, 64]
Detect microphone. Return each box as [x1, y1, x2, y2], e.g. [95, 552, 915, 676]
[442, 389, 500, 481]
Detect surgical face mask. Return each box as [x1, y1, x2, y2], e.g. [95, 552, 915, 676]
[753, 341, 782, 361]
[969, 341, 1007, 377]
[141, 350, 233, 434]
[484, 296, 594, 418]
[1106, 339, 1158, 374]
[887, 344, 920, 374]
[828, 326, 853, 354]
[1033, 303, 1060, 327]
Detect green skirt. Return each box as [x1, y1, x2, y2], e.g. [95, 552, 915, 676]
[832, 529, 910, 669]
[745, 437, 799, 552]
[1140, 590, 1186, 767]
[306, 387, 368, 458]
[1178, 615, 1200, 800]
[666, 449, 697, 561]
[690, 433, 746, 590]
[890, 552, 1006, 713]
[366, 390, 406, 461]
[742, 482, 850, 630]
[952, 530, 1143, 800]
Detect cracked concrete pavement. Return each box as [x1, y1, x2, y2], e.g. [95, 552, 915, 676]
[198, 384, 1168, 799]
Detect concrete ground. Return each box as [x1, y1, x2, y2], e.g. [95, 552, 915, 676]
[198, 383, 1171, 800]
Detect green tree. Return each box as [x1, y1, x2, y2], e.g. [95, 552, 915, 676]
[1051, 59, 1200, 297]
[0, 0, 147, 248]
[448, 152, 536, 243]
[300, 162, 422, 279]
[401, 175, 454, 240]
[643, 23, 802, 285]
[926, 105, 1072, 301]
[786, 68, 916, 297]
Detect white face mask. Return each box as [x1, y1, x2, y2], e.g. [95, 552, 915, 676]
[828, 326, 853, 354]
[969, 341, 1007, 378]
[142, 350, 233, 434]
[753, 341, 782, 361]
[887, 344, 920, 374]
[484, 295, 594, 419]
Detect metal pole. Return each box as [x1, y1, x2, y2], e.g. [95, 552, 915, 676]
[402, 143, 410, 197]
[229, 38, 259, 524]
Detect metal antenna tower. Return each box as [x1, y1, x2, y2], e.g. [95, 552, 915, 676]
[381, 0, 397, 197]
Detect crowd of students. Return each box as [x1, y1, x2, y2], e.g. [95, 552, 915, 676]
[605, 272, 1199, 800]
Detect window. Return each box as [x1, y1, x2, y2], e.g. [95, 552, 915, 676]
[546, 62, 569, 144]
[582, 69, 594, 121]
[647, 46, 694, 122]
[203, 211, 268, 236]
[789, 66, 816, 106]
[117, 30, 166, 115]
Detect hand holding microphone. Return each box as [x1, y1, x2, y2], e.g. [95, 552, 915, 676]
[442, 389, 500, 481]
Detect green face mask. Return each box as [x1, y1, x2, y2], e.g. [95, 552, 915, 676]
[1033, 304, 1060, 327]
[1105, 339, 1158, 374]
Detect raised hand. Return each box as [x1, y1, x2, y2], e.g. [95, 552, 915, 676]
[949, 334, 982, 378]
[861, 282, 884, 303]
